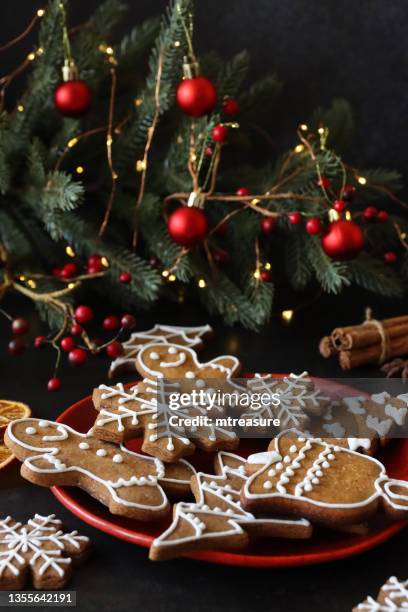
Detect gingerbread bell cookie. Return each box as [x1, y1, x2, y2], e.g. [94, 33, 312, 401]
[0, 514, 89, 590]
[353, 576, 408, 611]
[108, 324, 213, 378]
[5, 418, 195, 521]
[242, 430, 408, 526]
[149, 451, 312, 560]
[92, 342, 241, 462]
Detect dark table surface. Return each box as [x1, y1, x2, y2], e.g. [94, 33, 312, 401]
[1, 290, 407, 612]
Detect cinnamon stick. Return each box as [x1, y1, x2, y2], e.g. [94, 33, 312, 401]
[319, 336, 336, 358]
[332, 322, 408, 351]
[339, 334, 408, 370]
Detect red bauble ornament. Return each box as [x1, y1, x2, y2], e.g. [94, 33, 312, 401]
[8, 339, 26, 355]
[260, 270, 272, 282]
[378, 210, 389, 222]
[363, 206, 377, 220]
[261, 217, 277, 234]
[212, 124, 228, 143]
[47, 377, 61, 392]
[119, 272, 132, 284]
[223, 98, 239, 116]
[106, 341, 123, 358]
[54, 79, 92, 117]
[176, 77, 217, 117]
[288, 212, 302, 225]
[321, 219, 364, 261]
[121, 314, 136, 329]
[317, 177, 331, 189]
[236, 187, 249, 197]
[305, 217, 323, 235]
[61, 337, 76, 352]
[68, 347, 87, 366]
[333, 199, 346, 213]
[74, 305, 94, 325]
[103, 315, 120, 331]
[167, 206, 208, 248]
[11, 317, 29, 336]
[34, 335, 47, 349]
[70, 323, 83, 336]
[384, 251, 397, 264]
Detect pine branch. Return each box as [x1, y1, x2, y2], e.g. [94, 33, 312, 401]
[348, 254, 405, 297]
[309, 98, 354, 154]
[306, 236, 350, 293]
[284, 230, 313, 290]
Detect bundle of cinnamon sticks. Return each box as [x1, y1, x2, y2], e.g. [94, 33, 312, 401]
[319, 314, 408, 370]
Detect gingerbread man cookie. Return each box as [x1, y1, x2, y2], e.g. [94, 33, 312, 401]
[354, 576, 408, 611]
[149, 451, 312, 560]
[0, 514, 89, 590]
[108, 324, 213, 378]
[93, 343, 241, 462]
[5, 418, 195, 521]
[242, 430, 408, 526]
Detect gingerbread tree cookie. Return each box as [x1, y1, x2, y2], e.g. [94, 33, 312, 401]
[149, 451, 312, 560]
[242, 430, 408, 526]
[108, 324, 213, 378]
[0, 514, 89, 590]
[5, 418, 195, 521]
[93, 343, 241, 462]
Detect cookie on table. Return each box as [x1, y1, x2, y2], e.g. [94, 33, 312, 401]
[5, 418, 195, 521]
[241, 430, 408, 526]
[149, 451, 312, 561]
[108, 324, 213, 378]
[0, 514, 89, 590]
[353, 576, 408, 611]
[93, 343, 241, 462]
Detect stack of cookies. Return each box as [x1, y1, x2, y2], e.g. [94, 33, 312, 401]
[4, 323, 408, 562]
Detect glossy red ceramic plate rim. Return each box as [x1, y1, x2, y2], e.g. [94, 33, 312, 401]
[52, 377, 408, 567]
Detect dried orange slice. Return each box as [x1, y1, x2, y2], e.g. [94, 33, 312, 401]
[0, 437, 14, 470]
[0, 400, 31, 430]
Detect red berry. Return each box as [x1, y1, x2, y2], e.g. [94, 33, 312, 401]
[47, 377, 61, 392]
[223, 98, 239, 116]
[288, 212, 302, 225]
[305, 217, 323, 235]
[34, 335, 47, 349]
[121, 314, 136, 329]
[119, 272, 132, 284]
[260, 270, 272, 282]
[261, 217, 277, 234]
[61, 336, 76, 352]
[236, 187, 249, 197]
[363, 206, 378, 220]
[88, 255, 102, 267]
[378, 210, 389, 222]
[8, 339, 26, 355]
[103, 315, 120, 331]
[68, 347, 87, 366]
[333, 199, 346, 213]
[212, 124, 228, 143]
[317, 177, 331, 189]
[342, 185, 356, 200]
[60, 263, 77, 279]
[70, 323, 83, 336]
[87, 265, 102, 275]
[384, 251, 397, 264]
[74, 305, 94, 325]
[11, 317, 29, 336]
[106, 341, 124, 358]
[204, 146, 213, 157]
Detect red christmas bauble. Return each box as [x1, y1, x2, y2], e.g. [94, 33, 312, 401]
[176, 77, 217, 117]
[223, 98, 239, 116]
[321, 220, 364, 261]
[167, 206, 208, 248]
[54, 80, 92, 117]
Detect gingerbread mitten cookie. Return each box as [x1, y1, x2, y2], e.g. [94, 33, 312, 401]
[109, 324, 212, 377]
[5, 418, 195, 521]
[0, 514, 89, 590]
[149, 451, 312, 560]
[242, 430, 408, 526]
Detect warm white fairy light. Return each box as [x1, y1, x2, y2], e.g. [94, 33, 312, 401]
[264, 262, 271, 270]
[345, 210, 352, 220]
[136, 160, 146, 172]
[294, 144, 304, 153]
[281, 309, 294, 322]
[75, 166, 84, 175]
[162, 270, 169, 278]
[357, 176, 367, 185]
[168, 274, 176, 282]
[17, 105, 24, 112]
[198, 278, 206, 288]
[300, 124, 308, 131]
[253, 270, 261, 279]
[67, 138, 78, 148]
[65, 246, 75, 257]
[27, 279, 37, 289]
[37, 8, 45, 17]
[251, 198, 260, 204]
[68, 282, 76, 289]
[27, 52, 36, 61]
[101, 257, 109, 267]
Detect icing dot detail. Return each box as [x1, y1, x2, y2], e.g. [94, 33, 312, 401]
[113, 454, 123, 463]
[25, 427, 36, 435]
[289, 445, 297, 453]
[276, 462, 283, 471]
[79, 442, 90, 450]
[304, 483, 313, 492]
[263, 480, 272, 489]
[39, 420, 48, 428]
[196, 379, 206, 387]
[149, 351, 159, 360]
[268, 469, 276, 477]
[185, 371, 195, 379]
[96, 449, 107, 457]
[168, 347, 177, 354]
[284, 456, 290, 463]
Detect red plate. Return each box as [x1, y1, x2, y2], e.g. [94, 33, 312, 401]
[52, 378, 408, 567]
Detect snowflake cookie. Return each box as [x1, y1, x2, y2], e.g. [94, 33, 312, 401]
[108, 324, 213, 378]
[149, 451, 312, 560]
[353, 576, 408, 611]
[5, 418, 195, 521]
[242, 430, 408, 526]
[0, 514, 89, 590]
